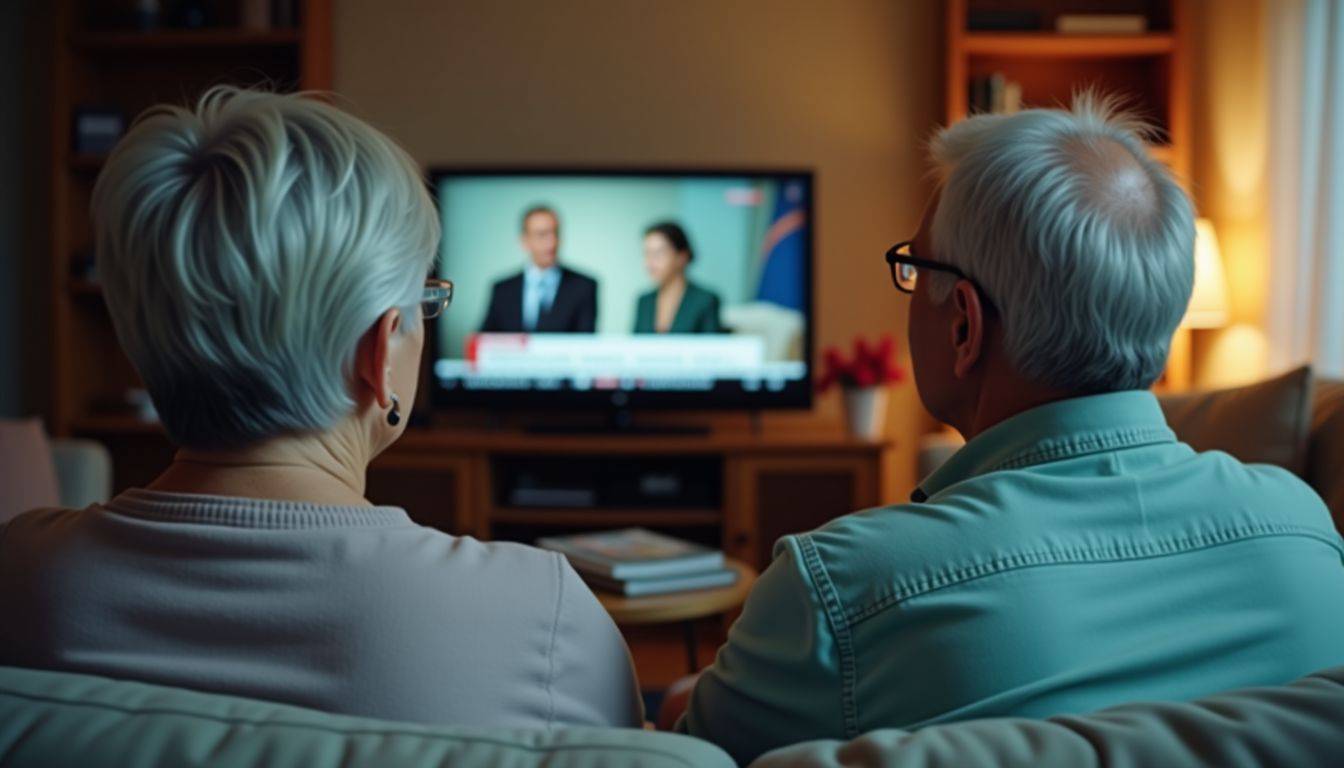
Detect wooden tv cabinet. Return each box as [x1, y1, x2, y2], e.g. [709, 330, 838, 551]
[73, 420, 889, 571]
[368, 427, 888, 570]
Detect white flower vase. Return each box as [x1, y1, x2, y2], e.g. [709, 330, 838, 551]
[842, 386, 888, 440]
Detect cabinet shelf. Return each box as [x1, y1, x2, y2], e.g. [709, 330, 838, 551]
[492, 508, 722, 528]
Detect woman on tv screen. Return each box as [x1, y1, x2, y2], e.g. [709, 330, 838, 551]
[633, 221, 724, 334]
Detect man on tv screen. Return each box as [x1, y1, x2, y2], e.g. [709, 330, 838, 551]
[479, 205, 599, 333]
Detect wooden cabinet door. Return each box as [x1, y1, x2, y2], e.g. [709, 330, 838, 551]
[725, 453, 880, 570]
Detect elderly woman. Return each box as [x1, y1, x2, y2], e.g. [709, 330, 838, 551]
[0, 88, 642, 729]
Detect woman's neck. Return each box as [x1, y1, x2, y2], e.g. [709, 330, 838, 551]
[147, 428, 372, 507]
[658, 274, 687, 298]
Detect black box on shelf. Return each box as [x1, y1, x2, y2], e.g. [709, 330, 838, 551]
[72, 107, 125, 156]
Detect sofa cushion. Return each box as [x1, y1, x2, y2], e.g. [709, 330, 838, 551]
[0, 419, 60, 524]
[1308, 378, 1344, 529]
[1158, 365, 1313, 476]
[0, 666, 733, 768]
[750, 666, 1344, 768]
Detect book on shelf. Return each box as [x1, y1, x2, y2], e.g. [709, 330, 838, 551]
[1054, 14, 1148, 34]
[966, 9, 1041, 31]
[968, 72, 1023, 115]
[583, 568, 739, 597]
[537, 527, 724, 580]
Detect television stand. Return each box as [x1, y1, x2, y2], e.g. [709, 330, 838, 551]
[523, 409, 711, 436]
[368, 426, 889, 571]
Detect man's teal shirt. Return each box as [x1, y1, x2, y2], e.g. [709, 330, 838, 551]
[679, 391, 1344, 765]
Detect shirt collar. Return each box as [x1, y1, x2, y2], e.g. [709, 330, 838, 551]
[913, 390, 1176, 502]
[525, 264, 559, 285]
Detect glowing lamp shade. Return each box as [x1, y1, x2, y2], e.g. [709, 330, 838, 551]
[1183, 218, 1230, 329]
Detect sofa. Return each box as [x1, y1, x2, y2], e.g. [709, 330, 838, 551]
[0, 418, 112, 523]
[3, 663, 1343, 768]
[1158, 367, 1344, 530]
[3, 368, 1343, 767]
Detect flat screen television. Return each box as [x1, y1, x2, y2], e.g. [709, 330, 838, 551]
[429, 168, 813, 412]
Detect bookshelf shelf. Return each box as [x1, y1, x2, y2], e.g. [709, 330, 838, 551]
[961, 32, 1176, 57]
[68, 280, 103, 297]
[71, 28, 302, 51]
[70, 154, 106, 173]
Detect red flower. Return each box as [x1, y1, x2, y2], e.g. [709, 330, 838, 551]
[816, 334, 908, 393]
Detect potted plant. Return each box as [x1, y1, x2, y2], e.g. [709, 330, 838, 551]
[817, 335, 906, 440]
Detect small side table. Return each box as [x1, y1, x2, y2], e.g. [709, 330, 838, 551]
[596, 558, 758, 672]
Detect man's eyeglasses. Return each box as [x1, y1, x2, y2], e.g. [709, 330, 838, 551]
[421, 279, 454, 319]
[884, 241, 974, 294]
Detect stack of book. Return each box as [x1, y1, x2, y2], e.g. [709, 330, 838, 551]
[538, 528, 737, 597]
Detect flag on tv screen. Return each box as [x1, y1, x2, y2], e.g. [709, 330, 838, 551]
[755, 181, 807, 311]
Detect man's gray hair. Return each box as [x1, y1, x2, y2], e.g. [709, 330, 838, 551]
[92, 87, 439, 449]
[928, 93, 1195, 392]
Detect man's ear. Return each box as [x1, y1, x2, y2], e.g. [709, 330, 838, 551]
[950, 281, 985, 379]
[355, 308, 403, 410]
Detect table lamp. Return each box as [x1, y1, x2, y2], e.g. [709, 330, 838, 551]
[1183, 218, 1230, 329]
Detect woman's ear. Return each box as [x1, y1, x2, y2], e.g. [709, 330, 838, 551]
[355, 308, 403, 409]
[950, 281, 985, 379]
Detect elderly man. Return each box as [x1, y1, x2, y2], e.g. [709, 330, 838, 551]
[675, 96, 1344, 764]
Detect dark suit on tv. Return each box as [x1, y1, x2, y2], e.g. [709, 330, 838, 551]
[633, 281, 723, 334]
[480, 267, 599, 333]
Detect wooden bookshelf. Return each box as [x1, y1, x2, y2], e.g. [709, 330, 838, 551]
[47, 0, 332, 439]
[944, 0, 1195, 389]
[946, 0, 1191, 181]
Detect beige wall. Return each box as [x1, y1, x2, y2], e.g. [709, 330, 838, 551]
[1189, 0, 1272, 386]
[335, 0, 944, 499]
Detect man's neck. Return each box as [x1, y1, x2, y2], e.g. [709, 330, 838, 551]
[956, 373, 1079, 442]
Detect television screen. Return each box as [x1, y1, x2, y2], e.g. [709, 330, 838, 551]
[430, 169, 812, 409]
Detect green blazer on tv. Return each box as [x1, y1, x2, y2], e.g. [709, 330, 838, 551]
[633, 281, 723, 334]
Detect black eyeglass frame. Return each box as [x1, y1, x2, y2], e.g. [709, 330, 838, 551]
[884, 240, 976, 294]
[885, 241, 998, 317]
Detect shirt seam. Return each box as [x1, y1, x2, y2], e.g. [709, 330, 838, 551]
[796, 535, 860, 738]
[920, 425, 1173, 500]
[846, 526, 1344, 625]
[990, 427, 1174, 472]
[544, 552, 564, 731]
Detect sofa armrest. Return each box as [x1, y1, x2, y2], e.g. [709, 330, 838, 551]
[1308, 378, 1344, 530]
[49, 438, 113, 509]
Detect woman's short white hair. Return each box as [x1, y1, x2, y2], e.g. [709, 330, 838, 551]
[927, 93, 1195, 392]
[92, 87, 439, 449]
